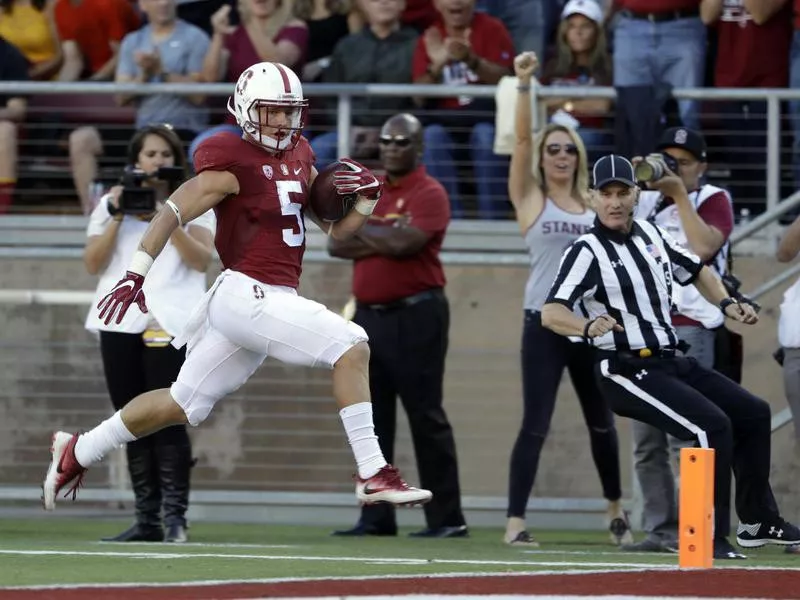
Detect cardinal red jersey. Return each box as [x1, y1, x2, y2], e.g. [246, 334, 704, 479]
[193, 132, 316, 288]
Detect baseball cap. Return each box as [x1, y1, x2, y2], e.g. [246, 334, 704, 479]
[657, 126, 707, 161]
[561, 0, 603, 24]
[592, 155, 636, 189]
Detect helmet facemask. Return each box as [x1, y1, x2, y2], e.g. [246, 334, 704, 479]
[228, 97, 308, 153]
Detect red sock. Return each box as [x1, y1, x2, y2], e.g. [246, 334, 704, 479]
[0, 181, 15, 214]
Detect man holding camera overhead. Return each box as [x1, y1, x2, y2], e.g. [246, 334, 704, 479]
[623, 126, 737, 555]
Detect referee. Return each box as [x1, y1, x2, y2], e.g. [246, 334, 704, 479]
[541, 154, 800, 559]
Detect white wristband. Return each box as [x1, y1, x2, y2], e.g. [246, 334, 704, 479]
[128, 250, 154, 276]
[165, 199, 183, 227]
[355, 197, 379, 216]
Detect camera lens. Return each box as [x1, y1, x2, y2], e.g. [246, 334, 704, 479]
[634, 159, 661, 182]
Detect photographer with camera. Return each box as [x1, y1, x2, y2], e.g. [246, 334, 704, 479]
[623, 126, 739, 556]
[83, 124, 216, 543]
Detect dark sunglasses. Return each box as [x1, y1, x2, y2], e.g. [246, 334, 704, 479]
[379, 136, 412, 148]
[545, 143, 579, 156]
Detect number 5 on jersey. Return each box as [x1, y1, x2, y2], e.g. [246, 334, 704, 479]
[277, 180, 304, 247]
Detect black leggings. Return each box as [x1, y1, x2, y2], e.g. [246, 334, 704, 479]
[507, 311, 622, 518]
[99, 331, 188, 449]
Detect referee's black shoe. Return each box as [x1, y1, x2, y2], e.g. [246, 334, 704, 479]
[714, 537, 747, 560]
[736, 517, 800, 548]
[331, 521, 397, 537]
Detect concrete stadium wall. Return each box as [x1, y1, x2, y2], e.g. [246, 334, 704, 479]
[2, 254, 799, 526]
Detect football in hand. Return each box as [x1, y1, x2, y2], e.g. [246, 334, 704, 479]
[309, 161, 357, 222]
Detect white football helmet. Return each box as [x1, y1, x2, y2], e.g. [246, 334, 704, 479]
[227, 62, 308, 152]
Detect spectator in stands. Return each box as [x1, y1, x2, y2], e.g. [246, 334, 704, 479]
[84, 124, 215, 543]
[188, 0, 308, 158]
[311, 0, 418, 170]
[540, 0, 613, 161]
[0, 0, 63, 80]
[626, 127, 737, 557]
[612, 0, 706, 129]
[293, 0, 361, 83]
[54, 0, 140, 81]
[504, 51, 630, 548]
[412, 0, 514, 219]
[792, 0, 800, 189]
[68, 0, 210, 214]
[0, 37, 28, 214]
[700, 0, 792, 214]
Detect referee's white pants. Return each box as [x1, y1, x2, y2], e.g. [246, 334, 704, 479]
[170, 270, 367, 426]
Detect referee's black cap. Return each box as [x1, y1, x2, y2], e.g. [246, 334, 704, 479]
[657, 127, 708, 161]
[592, 154, 636, 189]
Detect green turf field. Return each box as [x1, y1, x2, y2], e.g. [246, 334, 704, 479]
[1, 518, 799, 588]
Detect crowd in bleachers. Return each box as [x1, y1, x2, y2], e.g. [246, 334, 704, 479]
[0, 0, 798, 218]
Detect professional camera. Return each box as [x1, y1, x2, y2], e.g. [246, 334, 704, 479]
[721, 273, 761, 314]
[634, 153, 679, 183]
[118, 166, 185, 215]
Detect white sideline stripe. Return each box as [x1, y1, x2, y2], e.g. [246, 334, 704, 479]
[600, 359, 710, 448]
[0, 549, 674, 569]
[0, 568, 672, 591]
[94, 542, 299, 549]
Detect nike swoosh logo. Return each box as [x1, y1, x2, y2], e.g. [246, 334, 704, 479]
[362, 485, 381, 495]
[293, 167, 302, 175]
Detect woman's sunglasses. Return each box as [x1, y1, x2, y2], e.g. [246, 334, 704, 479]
[545, 143, 579, 156]
[379, 136, 412, 148]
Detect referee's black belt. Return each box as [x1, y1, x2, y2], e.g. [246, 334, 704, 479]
[357, 288, 443, 311]
[598, 347, 678, 361]
[619, 7, 699, 22]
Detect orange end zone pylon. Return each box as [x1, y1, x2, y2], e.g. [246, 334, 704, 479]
[679, 447, 715, 569]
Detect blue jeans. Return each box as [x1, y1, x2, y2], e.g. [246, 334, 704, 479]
[423, 122, 509, 219]
[790, 30, 800, 188]
[188, 124, 242, 167]
[612, 16, 706, 129]
[310, 131, 339, 172]
[476, 0, 549, 59]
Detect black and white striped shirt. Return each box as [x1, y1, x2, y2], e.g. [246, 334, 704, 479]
[545, 218, 704, 351]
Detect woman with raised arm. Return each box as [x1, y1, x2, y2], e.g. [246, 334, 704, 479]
[503, 51, 629, 547]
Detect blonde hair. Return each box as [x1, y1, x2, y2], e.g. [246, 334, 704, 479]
[532, 124, 590, 207]
[551, 17, 611, 81]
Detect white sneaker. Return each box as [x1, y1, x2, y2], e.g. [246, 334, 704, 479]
[355, 465, 432, 506]
[42, 431, 87, 511]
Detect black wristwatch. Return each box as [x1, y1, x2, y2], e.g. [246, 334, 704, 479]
[720, 297, 738, 312]
[582, 319, 595, 343]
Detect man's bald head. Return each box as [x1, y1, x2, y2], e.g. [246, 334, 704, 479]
[379, 113, 424, 178]
[381, 113, 423, 143]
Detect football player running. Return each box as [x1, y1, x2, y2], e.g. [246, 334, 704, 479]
[43, 62, 433, 510]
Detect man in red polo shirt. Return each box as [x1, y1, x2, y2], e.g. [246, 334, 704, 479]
[412, 0, 514, 219]
[328, 113, 467, 539]
[701, 0, 792, 215]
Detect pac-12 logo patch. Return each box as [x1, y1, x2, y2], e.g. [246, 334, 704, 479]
[262, 165, 273, 179]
